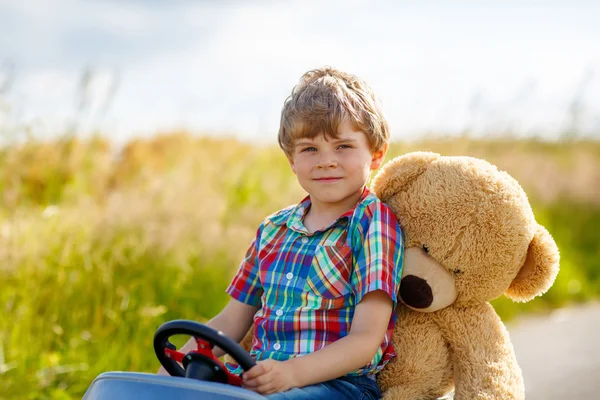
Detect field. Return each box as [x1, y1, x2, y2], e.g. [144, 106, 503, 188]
[1, 133, 599, 399]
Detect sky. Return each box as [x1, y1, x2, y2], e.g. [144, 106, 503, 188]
[1, 0, 599, 145]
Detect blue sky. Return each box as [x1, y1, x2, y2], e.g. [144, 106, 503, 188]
[1, 0, 599, 144]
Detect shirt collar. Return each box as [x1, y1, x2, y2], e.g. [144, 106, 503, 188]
[281, 187, 371, 234]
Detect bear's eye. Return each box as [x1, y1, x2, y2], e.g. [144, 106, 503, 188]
[422, 244, 429, 254]
[453, 269, 463, 275]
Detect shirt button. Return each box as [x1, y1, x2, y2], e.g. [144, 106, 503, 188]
[273, 343, 281, 350]
[301, 237, 309, 244]
[275, 310, 283, 316]
[286, 272, 293, 280]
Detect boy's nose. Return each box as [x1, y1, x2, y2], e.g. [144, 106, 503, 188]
[316, 158, 338, 169]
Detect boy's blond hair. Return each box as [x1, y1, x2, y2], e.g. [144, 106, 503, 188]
[278, 67, 390, 157]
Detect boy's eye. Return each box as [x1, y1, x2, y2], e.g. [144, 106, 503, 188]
[337, 144, 352, 150]
[300, 147, 317, 152]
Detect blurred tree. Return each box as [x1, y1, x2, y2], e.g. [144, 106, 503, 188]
[563, 69, 595, 140]
[71, 65, 120, 136]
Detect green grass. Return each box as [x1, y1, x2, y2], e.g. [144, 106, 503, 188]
[0, 134, 599, 398]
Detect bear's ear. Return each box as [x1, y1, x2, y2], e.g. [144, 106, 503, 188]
[371, 151, 440, 202]
[505, 224, 560, 302]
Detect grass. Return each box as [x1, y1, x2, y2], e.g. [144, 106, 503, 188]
[0, 133, 599, 398]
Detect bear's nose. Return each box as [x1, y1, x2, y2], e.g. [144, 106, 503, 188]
[400, 275, 433, 309]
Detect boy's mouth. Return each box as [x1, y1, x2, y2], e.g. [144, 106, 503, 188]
[314, 177, 342, 182]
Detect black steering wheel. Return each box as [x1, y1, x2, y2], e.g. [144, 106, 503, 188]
[154, 320, 255, 385]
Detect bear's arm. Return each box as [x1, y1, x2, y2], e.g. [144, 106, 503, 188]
[435, 303, 525, 400]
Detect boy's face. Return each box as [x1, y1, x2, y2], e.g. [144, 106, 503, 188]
[288, 120, 387, 209]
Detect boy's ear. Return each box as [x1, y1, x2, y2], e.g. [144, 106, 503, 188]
[370, 143, 389, 170]
[287, 155, 297, 174]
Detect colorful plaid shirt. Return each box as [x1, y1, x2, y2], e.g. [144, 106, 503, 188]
[225, 188, 404, 376]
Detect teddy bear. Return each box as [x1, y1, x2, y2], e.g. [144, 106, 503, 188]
[370, 151, 560, 400]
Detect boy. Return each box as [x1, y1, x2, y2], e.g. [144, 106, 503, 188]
[160, 67, 404, 399]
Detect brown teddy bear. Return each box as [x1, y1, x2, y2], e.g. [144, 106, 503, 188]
[370, 151, 560, 400]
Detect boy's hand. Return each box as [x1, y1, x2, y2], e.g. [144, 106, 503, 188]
[242, 359, 298, 394]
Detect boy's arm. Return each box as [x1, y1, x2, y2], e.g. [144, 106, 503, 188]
[157, 298, 258, 375]
[158, 228, 264, 376]
[242, 290, 392, 394]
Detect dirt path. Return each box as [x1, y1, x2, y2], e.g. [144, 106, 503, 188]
[508, 302, 600, 400]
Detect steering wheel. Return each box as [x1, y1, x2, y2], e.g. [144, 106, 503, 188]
[154, 320, 255, 386]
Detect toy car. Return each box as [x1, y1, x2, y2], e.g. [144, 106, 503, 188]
[83, 320, 267, 399]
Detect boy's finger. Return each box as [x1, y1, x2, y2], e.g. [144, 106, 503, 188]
[244, 371, 272, 387]
[256, 383, 277, 395]
[242, 363, 265, 380]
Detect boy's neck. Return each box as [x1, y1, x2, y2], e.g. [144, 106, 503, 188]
[303, 188, 365, 233]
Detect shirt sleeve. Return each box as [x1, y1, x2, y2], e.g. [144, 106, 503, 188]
[226, 229, 264, 307]
[350, 200, 404, 306]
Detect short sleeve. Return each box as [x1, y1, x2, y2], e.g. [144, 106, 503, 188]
[226, 231, 264, 307]
[350, 200, 404, 306]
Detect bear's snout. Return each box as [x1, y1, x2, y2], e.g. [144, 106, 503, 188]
[399, 247, 458, 312]
[400, 275, 434, 308]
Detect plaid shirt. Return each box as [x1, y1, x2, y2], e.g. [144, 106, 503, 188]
[226, 188, 404, 376]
